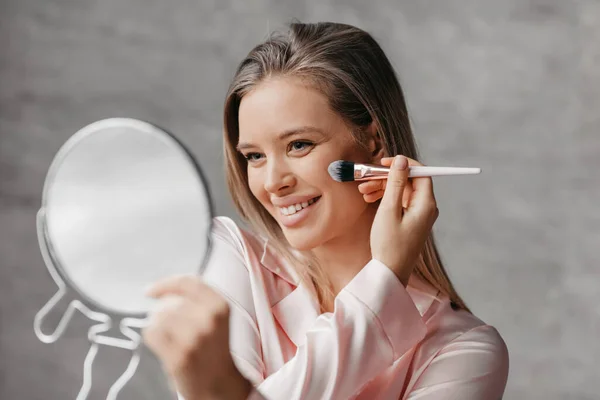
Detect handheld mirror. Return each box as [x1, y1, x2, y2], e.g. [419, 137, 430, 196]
[34, 118, 213, 399]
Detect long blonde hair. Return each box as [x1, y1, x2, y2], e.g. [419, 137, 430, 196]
[223, 21, 470, 312]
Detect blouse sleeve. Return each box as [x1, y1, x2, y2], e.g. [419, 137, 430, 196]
[198, 218, 427, 400]
[405, 325, 509, 400]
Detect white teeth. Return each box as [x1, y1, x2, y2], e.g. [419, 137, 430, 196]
[279, 197, 319, 216]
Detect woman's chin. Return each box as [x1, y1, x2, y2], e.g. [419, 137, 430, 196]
[282, 230, 323, 252]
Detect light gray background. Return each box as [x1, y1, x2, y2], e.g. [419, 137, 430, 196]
[1, 0, 598, 399]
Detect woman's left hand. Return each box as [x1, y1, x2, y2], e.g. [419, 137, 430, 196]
[143, 276, 253, 400]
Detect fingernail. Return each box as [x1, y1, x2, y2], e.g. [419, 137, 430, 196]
[394, 155, 407, 170]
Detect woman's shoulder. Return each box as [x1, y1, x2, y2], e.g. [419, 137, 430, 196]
[443, 307, 507, 353]
[418, 292, 509, 365]
[406, 293, 509, 393]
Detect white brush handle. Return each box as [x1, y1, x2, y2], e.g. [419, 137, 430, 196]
[355, 164, 481, 180]
[408, 166, 481, 177]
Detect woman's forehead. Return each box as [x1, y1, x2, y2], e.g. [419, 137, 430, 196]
[238, 78, 344, 144]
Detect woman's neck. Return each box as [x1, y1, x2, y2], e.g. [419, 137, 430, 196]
[311, 204, 378, 299]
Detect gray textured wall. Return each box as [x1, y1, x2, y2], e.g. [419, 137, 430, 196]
[1, 0, 598, 399]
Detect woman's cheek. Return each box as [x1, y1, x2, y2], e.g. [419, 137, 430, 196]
[301, 157, 326, 182]
[330, 184, 362, 217]
[247, 172, 267, 207]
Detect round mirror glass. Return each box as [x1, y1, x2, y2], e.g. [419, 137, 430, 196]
[40, 118, 213, 317]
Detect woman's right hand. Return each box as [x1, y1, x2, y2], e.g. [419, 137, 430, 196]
[368, 155, 439, 286]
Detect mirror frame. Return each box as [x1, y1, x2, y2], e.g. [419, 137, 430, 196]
[38, 118, 216, 319]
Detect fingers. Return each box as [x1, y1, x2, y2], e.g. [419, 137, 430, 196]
[144, 297, 203, 373]
[366, 156, 436, 214]
[356, 158, 398, 194]
[362, 189, 384, 203]
[146, 275, 213, 302]
[403, 159, 438, 218]
[358, 179, 385, 195]
[143, 281, 231, 373]
[359, 157, 413, 205]
[379, 155, 409, 214]
[380, 157, 395, 166]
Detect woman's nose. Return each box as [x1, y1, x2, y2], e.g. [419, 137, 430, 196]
[264, 160, 296, 194]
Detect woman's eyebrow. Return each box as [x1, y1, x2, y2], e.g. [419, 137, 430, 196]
[236, 126, 327, 151]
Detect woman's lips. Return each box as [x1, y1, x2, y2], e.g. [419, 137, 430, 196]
[278, 196, 321, 228]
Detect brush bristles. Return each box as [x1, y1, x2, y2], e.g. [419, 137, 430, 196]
[328, 160, 355, 182]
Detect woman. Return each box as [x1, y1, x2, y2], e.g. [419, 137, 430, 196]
[142, 22, 509, 399]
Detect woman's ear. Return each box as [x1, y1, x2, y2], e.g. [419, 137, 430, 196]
[366, 122, 385, 162]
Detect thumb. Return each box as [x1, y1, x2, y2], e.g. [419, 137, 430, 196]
[380, 155, 409, 212]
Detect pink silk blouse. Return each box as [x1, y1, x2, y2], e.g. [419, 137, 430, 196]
[193, 216, 509, 400]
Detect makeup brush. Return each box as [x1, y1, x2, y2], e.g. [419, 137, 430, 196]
[327, 160, 481, 182]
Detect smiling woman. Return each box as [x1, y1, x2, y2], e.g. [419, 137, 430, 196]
[237, 77, 375, 252]
[142, 21, 509, 400]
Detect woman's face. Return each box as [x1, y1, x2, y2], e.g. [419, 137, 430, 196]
[237, 77, 376, 250]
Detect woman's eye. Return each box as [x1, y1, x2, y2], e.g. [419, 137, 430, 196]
[242, 141, 313, 163]
[289, 141, 314, 152]
[243, 152, 263, 162]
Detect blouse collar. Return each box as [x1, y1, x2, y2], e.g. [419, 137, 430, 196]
[259, 240, 440, 347]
